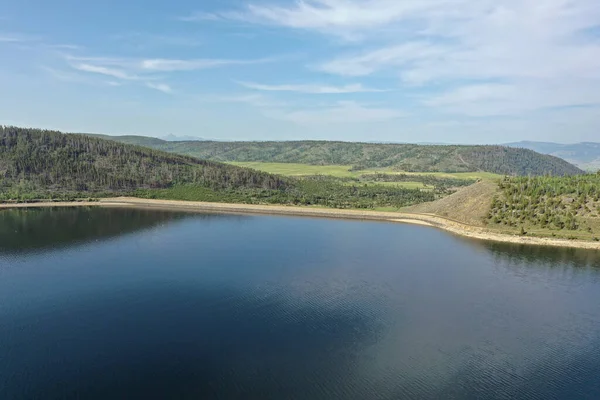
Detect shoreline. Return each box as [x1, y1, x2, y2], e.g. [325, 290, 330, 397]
[2, 197, 599, 250]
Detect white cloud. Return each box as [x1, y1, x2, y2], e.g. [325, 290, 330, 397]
[62, 54, 274, 95]
[46, 44, 83, 50]
[41, 66, 127, 88]
[207, 0, 600, 116]
[424, 84, 518, 107]
[424, 80, 600, 117]
[178, 12, 222, 22]
[0, 35, 21, 43]
[112, 32, 202, 48]
[317, 42, 447, 76]
[271, 101, 404, 125]
[145, 82, 173, 93]
[40, 66, 93, 84]
[71, 63, 140, 80]
[193, 0, 458, 38]
[66, 55, 272, 75]
[0, 33, 37, 43]
[236, 81, 387, 94]
[211, 93, 289, 108]
[140, 58, 259, 71]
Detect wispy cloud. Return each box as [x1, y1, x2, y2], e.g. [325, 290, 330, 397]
[0, 33, 37, 43]
[140, 57, 268, 72]
[146, 82, 173, 93]
[63, 54, 275, 95]
[271, 101, 404, 125]
[45, 43, 83, 50]
[178, 12, 223, 22]
[316, 42, 447, 77]
[71, 63, 140, 80]
[183, 0, 450, 39]
[112, 32, 203, 49]
[204, 0, 600, 116]
[236, 81, 387, 94]
[423, 80, 600, 117]
[66, 54, 274, 73]
[41, 66, 125, 88]
[40, 66, 93, 84]
[210, 93, 289, 108]
[0, 35, 21, 43]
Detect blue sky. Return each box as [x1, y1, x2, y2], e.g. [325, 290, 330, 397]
[1, 0, 599, 143]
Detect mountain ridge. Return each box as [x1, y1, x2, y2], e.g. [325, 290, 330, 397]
[92, 135, 584, 176]
[505, 141, 600, 171]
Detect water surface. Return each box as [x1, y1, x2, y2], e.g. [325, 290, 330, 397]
[1, 207, 600, 399]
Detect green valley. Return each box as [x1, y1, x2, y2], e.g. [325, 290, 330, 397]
[93, 135, 583, 176]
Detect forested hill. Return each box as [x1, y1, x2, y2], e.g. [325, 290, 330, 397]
[0, 127, 438, 209]
[0, 126, 285, 197]
[95, 136, 583, 176]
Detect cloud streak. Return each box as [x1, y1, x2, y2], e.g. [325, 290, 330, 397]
[184, 0, 456, 38]
[204, 0, 600, 116]
[63, 54, 274, 95]
[140, 57, 269, 72]
[146, 82, 173, 93]
[66, 55, 274, 73]
[71, 63, 140, 80]
[270, 101, 404, 125]
[0, 33, 38, 43]
[236, 81, 387, 94]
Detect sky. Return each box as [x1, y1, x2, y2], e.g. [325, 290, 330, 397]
[1, 0, 599, 144]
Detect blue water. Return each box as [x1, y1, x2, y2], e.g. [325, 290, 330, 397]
[1, 207, 600, 399]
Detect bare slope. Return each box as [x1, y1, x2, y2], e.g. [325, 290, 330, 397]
[402, 181, 499, 226]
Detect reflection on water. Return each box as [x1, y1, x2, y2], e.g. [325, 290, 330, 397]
[1, 209, 600, 399]
[0, 207, 246, 254]
[482, 240, 600, 269]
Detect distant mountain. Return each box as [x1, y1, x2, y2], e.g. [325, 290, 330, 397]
[505, 141, 600, 171]
[88, 133, 210, 144]
[86, 133, 168, 147]
[97, 135, 583, 176]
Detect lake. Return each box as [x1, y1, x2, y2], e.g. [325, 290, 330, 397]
[1, 207, 600, 399]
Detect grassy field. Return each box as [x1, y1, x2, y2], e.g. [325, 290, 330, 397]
[354, 181, 433, 189]
[229, 162, 358, 177]
[229, 162, 501, 181]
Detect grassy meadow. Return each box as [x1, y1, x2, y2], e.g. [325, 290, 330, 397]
[229, 162, 500, 189]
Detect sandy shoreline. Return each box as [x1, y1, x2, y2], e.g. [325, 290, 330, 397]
[2, 197, 599, 250]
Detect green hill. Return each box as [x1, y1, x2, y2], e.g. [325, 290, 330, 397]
[486, 173, 600, 239]
[0, 127, 436, 209]
[0, 126, 285, 199]
[95, 136, 584, 176]
[403, 171, 600, 241]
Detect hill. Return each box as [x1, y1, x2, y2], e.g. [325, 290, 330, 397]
[403, 172, 600, 241]
[0, 127, 437, 209]
[96, 136, 583, 176]
[505, 141, 600, 171]
[0, 126, 285, 200]
[486, 173, 600, 240]
[402, 181, 499, 226]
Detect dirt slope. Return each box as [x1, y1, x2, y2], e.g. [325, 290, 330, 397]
[402, 181, 498, 226]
